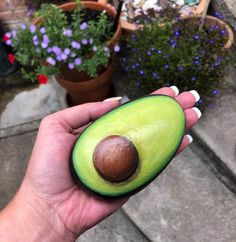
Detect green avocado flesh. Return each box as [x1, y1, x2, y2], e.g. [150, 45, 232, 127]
[72, 95, 185, 197]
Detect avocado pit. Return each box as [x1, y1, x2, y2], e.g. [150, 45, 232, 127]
[93, 135, 139, 182]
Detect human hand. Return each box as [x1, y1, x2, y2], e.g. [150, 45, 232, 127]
[0, 87, 201, 242]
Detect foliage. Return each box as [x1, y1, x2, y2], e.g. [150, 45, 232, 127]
[5, 1, 116, 82]
[120, 14, 232, 109]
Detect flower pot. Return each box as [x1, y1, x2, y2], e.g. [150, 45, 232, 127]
[182, 15, 234, 49]
[56, 58, 114, 105]
[119, 0, 210, 33]
[33, 1, 122, 49]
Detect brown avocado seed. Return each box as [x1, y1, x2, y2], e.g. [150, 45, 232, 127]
[93, 135, 139, 182]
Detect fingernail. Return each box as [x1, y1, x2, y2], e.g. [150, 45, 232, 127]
[103, 96, 122, 102]
[189, 90, 200, 102]
[186, 134, 193, 144]
[192, 107, 202, 119]
[170, 86, 179, 96]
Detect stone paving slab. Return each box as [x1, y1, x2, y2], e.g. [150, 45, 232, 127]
[0, 130, 147, 241]
[193, 67, 236, 189]
[123, 145, 236, 242]
[0, 131, 36, 209]
[77, 210, 149, 242]
[0, 77, 66, 137]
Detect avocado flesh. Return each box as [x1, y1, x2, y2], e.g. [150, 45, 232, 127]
[72, 95, 185, 197]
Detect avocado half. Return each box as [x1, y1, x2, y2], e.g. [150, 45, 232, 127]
[72, 95, 185, 197]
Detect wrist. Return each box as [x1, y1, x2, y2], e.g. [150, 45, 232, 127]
[0, 180, 76, 242]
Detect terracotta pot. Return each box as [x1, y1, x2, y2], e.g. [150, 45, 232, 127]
[182, 15, 234, 49]
[56, 58, 114, 105]
[33, 1, 122, 49]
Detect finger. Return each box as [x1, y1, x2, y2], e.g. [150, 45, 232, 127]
[54, 97, 122, 129]
[152, 86, 179, 98]
[176, 135, 193, 155]
[185, 107, 202, 130]
[175, 90, 200, 110]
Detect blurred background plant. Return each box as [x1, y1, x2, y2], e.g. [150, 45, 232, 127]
[119, 11, 233, 110]
[4, 2, 114, 83]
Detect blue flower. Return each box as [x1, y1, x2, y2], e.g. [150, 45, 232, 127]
[178, 66, 184, 72]
[147, 51, 152, 56]
[80, 22, 88, 30]
[46, 57, 56, 66]
[169, 39, 177, 48]
[71, 41, 81, 49]
[64, 48, 70, 55]
[68, 63, 75, 70]
[21, 24, 26, 30]
[174, 31, 180, 37]
[81, 39, 88, 45]
[191, 76, 196, 81]
[74, 58, 82, 65]
[40, 27, 46, 34]
[33, 35, 39, 46]
[114, 45, 120, 52]
[30, 24, 36, 33]
[164, 64, 169, 69]
[63, 29, 72, 37]
[220, 29, 226, 35]
[194, 60, 200, 65]
[194, 35, 199, 40]
[152, 72, 159, 79]
[157, 50, 162, 54]
[212, 89, 220, 95]
[139, 70, 145, 76]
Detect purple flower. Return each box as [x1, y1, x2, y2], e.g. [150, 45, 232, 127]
[178, 66, 184, 72]
[11, 30, 17, 38]
[6, 39, 12, 46]
[89, 38, 93, 44]
[81, 39, 88, 45]
[164, 64, 169, 69]
[47, 47, 53, 53]
[47, 57, 56, 66]
[33, 35, 39, 46]
[30, 24, 36, 33]
[157, 50, 162, 54]
[68, 63, 75, 70]
[194, 60, 200, 65]
[152, 72, 159, 79]
[212, 89, 220, 95]
[52, 46, 61, 55]
[70, 52, 76, 58]
[169, 39, 177, 48]
[147, 51, 152, 56]
[220, 29, 226, 35]
[201, 49, 205, 55]
[114, 45, 120, 52]
[93, 46, 97, 52]
[191, 76, 196, 81]
[74, 58, 81, 65]
[21, 24, 26, 30]
[174, 31, 180, 37]
[194, 35, 199, 40]
[209, 39, 214, 44]
[41, 35, 50, 48]
[56, 55, 62, 61]
[40, 27, 46, 34]
[64, 48, 70, 55]
[139, 70, 145, 76]
[209, 27, 214, 32]
[71, 41, 81, 49]
[61, 53, 68, 61]
[80, 22, 88, 30]
[63, 29, 72, 37]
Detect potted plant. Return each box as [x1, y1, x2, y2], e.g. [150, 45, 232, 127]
[119, 12, 234, 110]
[4, 1, 122, 105]
[109, 0, 211, 32]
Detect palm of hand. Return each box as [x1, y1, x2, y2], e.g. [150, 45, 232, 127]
[25, 104, 127, 237]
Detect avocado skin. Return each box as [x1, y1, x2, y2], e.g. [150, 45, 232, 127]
[72, 95, 186, 198]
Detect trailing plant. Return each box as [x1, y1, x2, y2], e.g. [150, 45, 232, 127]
[120, 13, 232, 109]
[3, 1, 119, 84]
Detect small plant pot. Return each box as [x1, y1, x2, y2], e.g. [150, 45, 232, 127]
[56, 58, 115, 106]
[120, 0, 210, 33]
[182, 15, 234, 49]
